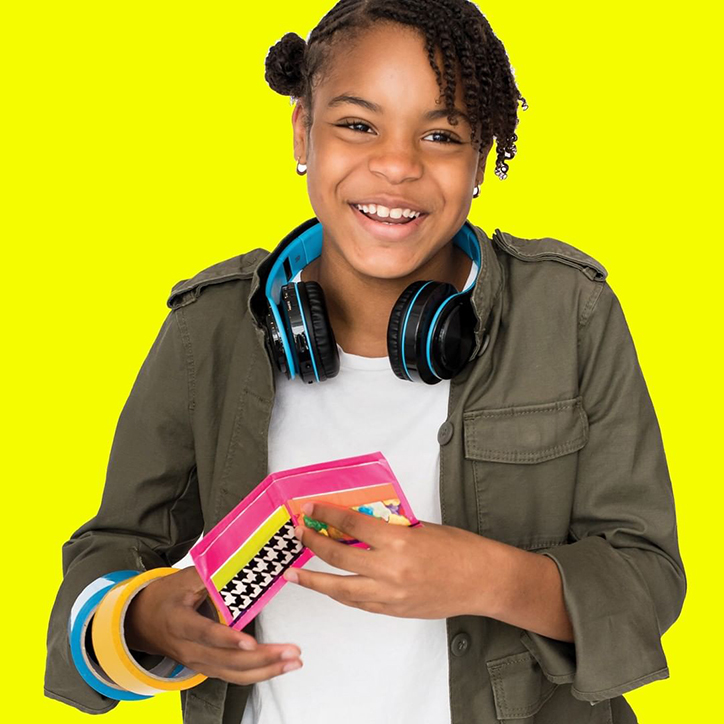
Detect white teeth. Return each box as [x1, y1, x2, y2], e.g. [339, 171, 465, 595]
[354, 203, 423, 220]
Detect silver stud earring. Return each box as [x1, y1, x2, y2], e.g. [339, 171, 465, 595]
[296, 159, 308, 176]
[472, 184, 480, 199]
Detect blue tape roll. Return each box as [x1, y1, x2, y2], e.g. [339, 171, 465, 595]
[68, 570, 150, 700]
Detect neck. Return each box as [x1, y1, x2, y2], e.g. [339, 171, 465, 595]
[301, 241, 472, 358]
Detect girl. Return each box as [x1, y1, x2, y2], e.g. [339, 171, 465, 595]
[45, 2, 685, 723]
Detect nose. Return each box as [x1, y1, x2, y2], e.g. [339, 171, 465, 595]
[368, 136, 423, 184]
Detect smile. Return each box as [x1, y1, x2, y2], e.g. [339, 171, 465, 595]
[349, 203, 428, 240]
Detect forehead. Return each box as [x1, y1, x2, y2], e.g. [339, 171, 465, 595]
[316, 22, 467, 111]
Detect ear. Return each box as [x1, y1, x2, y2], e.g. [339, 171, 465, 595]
[292, 101, 309, 165]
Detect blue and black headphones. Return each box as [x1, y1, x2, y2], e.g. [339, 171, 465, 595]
[262, 218, 481, 385]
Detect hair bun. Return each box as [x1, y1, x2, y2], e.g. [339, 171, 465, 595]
[265, 32, 307, 98]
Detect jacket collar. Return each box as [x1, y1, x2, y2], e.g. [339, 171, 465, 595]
[247, 217, 503, 360]
[467, 222, 504, 358]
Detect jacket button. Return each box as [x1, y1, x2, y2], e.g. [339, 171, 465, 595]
[451, 633, 470, 657]
[437, 421, 454, 446]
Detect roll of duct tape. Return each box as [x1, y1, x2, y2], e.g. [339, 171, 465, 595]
[91, 568, 210, 696]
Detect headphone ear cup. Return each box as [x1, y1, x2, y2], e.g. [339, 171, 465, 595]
[297, 281, 340, 381]
[387, 281, 427, 381]
[406, 282, 458, 384]
[428, 296, 476, 379]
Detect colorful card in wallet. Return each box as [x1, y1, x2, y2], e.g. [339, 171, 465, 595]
[190, 451, 421, 630]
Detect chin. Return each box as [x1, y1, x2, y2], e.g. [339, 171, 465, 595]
[349, 255, 419, 282]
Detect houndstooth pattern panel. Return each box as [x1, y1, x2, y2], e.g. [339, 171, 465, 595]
[219, 518, 305, 624]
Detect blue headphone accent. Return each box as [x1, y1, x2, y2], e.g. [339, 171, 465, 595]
[291, 282, 321, 383]
[265, 220, 325, 381]
[401, 281, 434, 381]
[263, 218, 482, 385]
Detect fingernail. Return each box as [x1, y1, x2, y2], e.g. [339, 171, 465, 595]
[280, 648, 298, 660]
[293, 526, 304, 540]
[239, 639, 256, 651]
[301, 502, 314, 515]
[283, 660, 302, 673]
[284, 569, 299, 583]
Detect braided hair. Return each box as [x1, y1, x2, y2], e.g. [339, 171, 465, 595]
[265, 0, 527, 181]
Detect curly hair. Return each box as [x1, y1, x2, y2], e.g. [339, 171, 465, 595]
[265, 0, 527, 180]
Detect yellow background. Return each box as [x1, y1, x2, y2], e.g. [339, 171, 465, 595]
[4, 1, 718, 721]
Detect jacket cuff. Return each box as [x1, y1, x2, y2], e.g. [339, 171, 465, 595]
[45, 543, 165, 713]
[521, 536, 669, 704]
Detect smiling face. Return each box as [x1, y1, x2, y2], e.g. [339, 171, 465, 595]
[292, 21, 492, 282]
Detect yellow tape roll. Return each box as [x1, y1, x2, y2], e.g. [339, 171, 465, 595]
[92, 568, 209, 695]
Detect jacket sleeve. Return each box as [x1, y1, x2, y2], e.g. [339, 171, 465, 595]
[44, 308, 204, 713]
[520, 282, 687, 704]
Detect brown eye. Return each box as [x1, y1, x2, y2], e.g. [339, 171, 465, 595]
[337, 121, 374, 134]
[423, 130, 461, 144]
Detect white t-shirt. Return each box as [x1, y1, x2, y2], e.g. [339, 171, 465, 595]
[241, 263, 477, 724]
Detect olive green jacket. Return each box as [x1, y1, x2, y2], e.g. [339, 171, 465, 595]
[45, 219, 686, 724]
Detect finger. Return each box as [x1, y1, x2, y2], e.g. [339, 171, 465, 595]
[173, 605, 258, 651]
[302, 502, 393, 549]
[171, 571, 258, 649]
[180, 641, 302, 680]
[287, 568, 377, 604]
[212, 655, 304, 686]
[294, 526, 375, 575]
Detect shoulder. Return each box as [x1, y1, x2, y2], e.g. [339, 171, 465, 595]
[490, 229, 609, 327]
[166, 247, 270, 310]
[164, 247, 271, 369]
[491, 229, 608, 283]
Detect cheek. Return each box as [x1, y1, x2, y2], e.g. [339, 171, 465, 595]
[306, 145, 360, 215]
[311, 136, 359, 182]
[430, 156, 476, 198]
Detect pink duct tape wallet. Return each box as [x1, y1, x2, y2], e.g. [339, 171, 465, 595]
[190, 451, 421, 630]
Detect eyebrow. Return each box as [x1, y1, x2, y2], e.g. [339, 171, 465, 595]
[327, 93, 471, 125]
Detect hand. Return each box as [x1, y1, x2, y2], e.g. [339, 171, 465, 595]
[282, 502, 499, 619]
[124, 566, 303, 684]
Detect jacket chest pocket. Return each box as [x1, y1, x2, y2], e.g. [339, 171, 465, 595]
[463, 396, 588, 549]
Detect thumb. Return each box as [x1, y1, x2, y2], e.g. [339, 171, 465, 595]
[173, 566, 209, 607]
